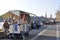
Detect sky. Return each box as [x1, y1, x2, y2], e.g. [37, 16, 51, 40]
[0, 0, 60, 18]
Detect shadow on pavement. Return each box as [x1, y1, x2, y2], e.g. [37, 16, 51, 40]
[35, 35, 56, 40]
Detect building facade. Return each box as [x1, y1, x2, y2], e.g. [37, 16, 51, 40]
[0, 10, 31, 23]
[56, 10, 60, 21]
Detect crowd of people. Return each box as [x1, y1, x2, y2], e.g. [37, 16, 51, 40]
[2, 19, 29, 40]
[31, 21, 42, 29]
[2, 18, 42, 40]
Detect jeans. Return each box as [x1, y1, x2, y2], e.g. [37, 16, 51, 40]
[20, 31, 25, 40]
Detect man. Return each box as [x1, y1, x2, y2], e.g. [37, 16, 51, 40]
[20, 19, 25, 40]
[23, 21, 29, 36]
[3, 20, 9, 37]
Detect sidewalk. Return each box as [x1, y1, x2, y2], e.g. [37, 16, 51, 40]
[29, 29, 40, 35]
[29, 25, 48, 35]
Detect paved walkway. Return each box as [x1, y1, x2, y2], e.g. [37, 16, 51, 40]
[25, 25, 48, 40]
[0, 25, 48, 40]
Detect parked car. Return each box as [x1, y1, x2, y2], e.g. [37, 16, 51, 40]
[0, 22, 4, 32]
[0, 18, 4, 32]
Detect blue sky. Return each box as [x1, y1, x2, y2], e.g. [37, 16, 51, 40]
[0, 0, 60, 18]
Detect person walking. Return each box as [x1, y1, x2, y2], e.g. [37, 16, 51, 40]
[3, 20, 9, 37]
[13, 20, 20, 38]
[24, 21, 29, 36]
[20, 19, 25, 40]
[33, 21, 37, 29]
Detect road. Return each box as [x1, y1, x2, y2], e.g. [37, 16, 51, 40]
[30, 24, 60, 40]
[0, 24, 60, 40]
[32, 25, 56, 40]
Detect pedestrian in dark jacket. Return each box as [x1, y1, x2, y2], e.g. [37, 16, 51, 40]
[31, 22, 34, 29]
[34, 21, 37, 29]
[3, 20, 9, 33]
